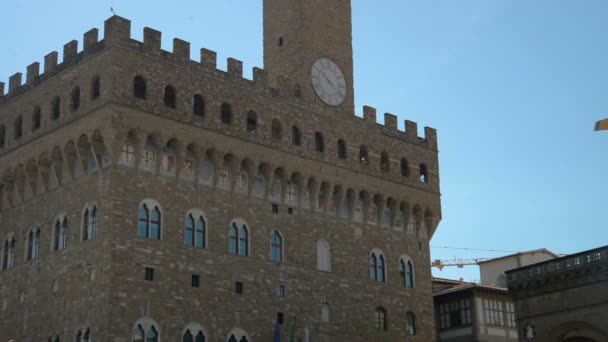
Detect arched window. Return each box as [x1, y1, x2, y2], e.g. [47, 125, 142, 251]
[193, 94, 205, 116]
[406, 312, 416, 335]
[76, 328, 91, 342]
[71, 86, 81, 111]
[147, 326, 159, 342]
[291, 126, 301, 146]
[185, 212, 206, 249]
[32, 106, 41, 131]
[26, 229, 40, 261]
[337, 139, 347, 159]
[419, 164, 429, 183]
[321, 303, 330, 322]
[14, 115, 23, 139]
[138, 201, 161, 240]
[132, 325, 145, 342]
[271, 119, 282, 140]
[400, 158, 409, 177]
[229, 221, 249, 256]
[271, 231, 283, 263]
[91, 75, 101, 99]
[359, 145, 369, 165]
[370, 250, 386, 283]
[53, 217, 68, 251]
[406, 260, 415, 288]
[27, 231, 34, 261]
[182, 326, 206, 342]
[83, 206, 98, 241]
[246, 111, 257, 133]
[0, 124, 4, 147]
[375, 307, 387, 331]
[133, 76, 146, 99]
[2, 238, 15, 270]
[227, 329, 250, 342]
[164, 85, 176, 108]
[314, 132, 324, 152]
[51, 96, 61, 120]
[316, 240, 331, 272]
[221, 103, 233, 125]
[183, 330, 193, 342]
[380, 151, 390, 172]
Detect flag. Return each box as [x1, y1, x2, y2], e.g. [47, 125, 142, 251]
[303, 324, 310, 342]
[289, 316, 297, 342]
[274, 320, 281, 342]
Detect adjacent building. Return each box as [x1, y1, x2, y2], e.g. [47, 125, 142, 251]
[506, 245, 608, 342]
[0, 1, 442, 341]
[478, 249, 558, 288]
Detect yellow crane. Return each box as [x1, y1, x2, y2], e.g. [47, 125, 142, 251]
[431, 258, 492, 271]
[595, 119, 608, 131]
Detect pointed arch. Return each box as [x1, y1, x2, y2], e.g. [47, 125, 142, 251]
[316, 239, 331, 272]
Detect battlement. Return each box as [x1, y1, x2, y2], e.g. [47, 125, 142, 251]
[0, 15, 437, 149]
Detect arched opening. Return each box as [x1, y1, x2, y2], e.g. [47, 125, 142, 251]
[133, 76, 146, 99]
[359, 145, 369, 165]
[91, 75, 101, 99]
[380, 151, 390, 172]
[419, 163, 429, 183]
[0, 124, 4, 147]
[14, 115, 23, 139]
[337, 139, 347, 159]
[291, 126, 301, 146]
[400, 158, 409, 177]
[246, 111, 257, 133]
[32, 106, 41, 131]
[314, 132, 324, 152]
[221, 103, 233, 125]
[71, 86, 81, 111]
[51, 96, 61, 120]
[164, 85, 176, 108]
[193, 94, 205, 116]
[271, 118, 282, 140]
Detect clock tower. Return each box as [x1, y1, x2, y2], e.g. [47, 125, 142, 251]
[263, 0, 355, 114]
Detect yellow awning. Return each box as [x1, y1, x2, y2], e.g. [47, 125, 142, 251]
[595, 119, 608, 131]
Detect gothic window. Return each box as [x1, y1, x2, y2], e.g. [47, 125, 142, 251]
[71, 86, 81, 111]
[183, 330, 193, 342]
[375, 307, 387, 331]
[32, 106, 41, 131]
[185, 212, 206, 249]
[229, 220, 249, 256]
[83, 206, 98, 241]
[400, 158, 409, 177]
[291, 126, 301, 146]
[147, 326, 159, 342]
[271, 118, 282, 140]
[132, 325, 145, 342]
[131, 321, 160, 342]
[321, 303, 330, 322]
[400, 257, 415, 288]
[337, 139, 347, 159]
[419, 163, 429, 183]
[76, 328, 91, 342]
[133, 76, 146, 99]
[164, 85, 176, 108]
[370, 250, 386, 283]
[380, 151, 390, 172]
[0, 124, 4, 147]
[314, 132, 324, 152]
[316, 240, 331, 272]
[359, 145, 369, 165]
[2, 238, 15, 270]
[138, 201, 161, 240]
[14, 115, 23, 139]
[53, 217, 68, 251]
[26, 229, 40, 261]
[271, 231, 283, 263]
[51, 96, 61, 120]
[91, 75, 101, 99]
[406, 312, 416, 335]
[246, 111, 257, 133]
[221, 103, 233, 125]
[193, 94, 205, 116]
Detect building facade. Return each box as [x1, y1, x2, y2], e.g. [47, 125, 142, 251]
[0, 1, 441, 341]
[478, 249, 558, 288]
[506, 246, 608, 342]
[433, 279, 518, 342]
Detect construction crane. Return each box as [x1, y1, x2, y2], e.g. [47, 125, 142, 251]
[595, 118, 608, 131]
[431, 258, 492, 271]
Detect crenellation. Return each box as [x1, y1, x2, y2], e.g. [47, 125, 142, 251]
[172, 38, 190, 61]
[83, 28, 99, 52]
[384, 113, 398, 131]
[363, 105, 377, 124]
[44, 51, 58, 74]
[252, 67, 267, 87]
[227, 58, 243, 78]
[424, 127, 438, 150]
[63, 40, 78, 63]
[200, 48, 217, 70]
[104, 15, 131, 44]
[143, 27, 162, 52]
[405, 120, 418, 138]
[8, 73, 22, 93]
[0, 82, 4, 96]
[26, 62, 40, 84]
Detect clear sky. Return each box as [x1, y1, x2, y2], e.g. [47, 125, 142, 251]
[1, 0, 607, 282]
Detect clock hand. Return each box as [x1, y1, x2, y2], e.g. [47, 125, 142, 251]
[321, 72, 336, 90]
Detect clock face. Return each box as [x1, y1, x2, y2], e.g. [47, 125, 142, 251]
[311, 58, 347, 106]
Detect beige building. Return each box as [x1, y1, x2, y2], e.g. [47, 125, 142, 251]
[0, 1, 442, 341]
[478, 249, 558, 288]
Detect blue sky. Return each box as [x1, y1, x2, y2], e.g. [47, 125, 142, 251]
[1, 1, 607, 282]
